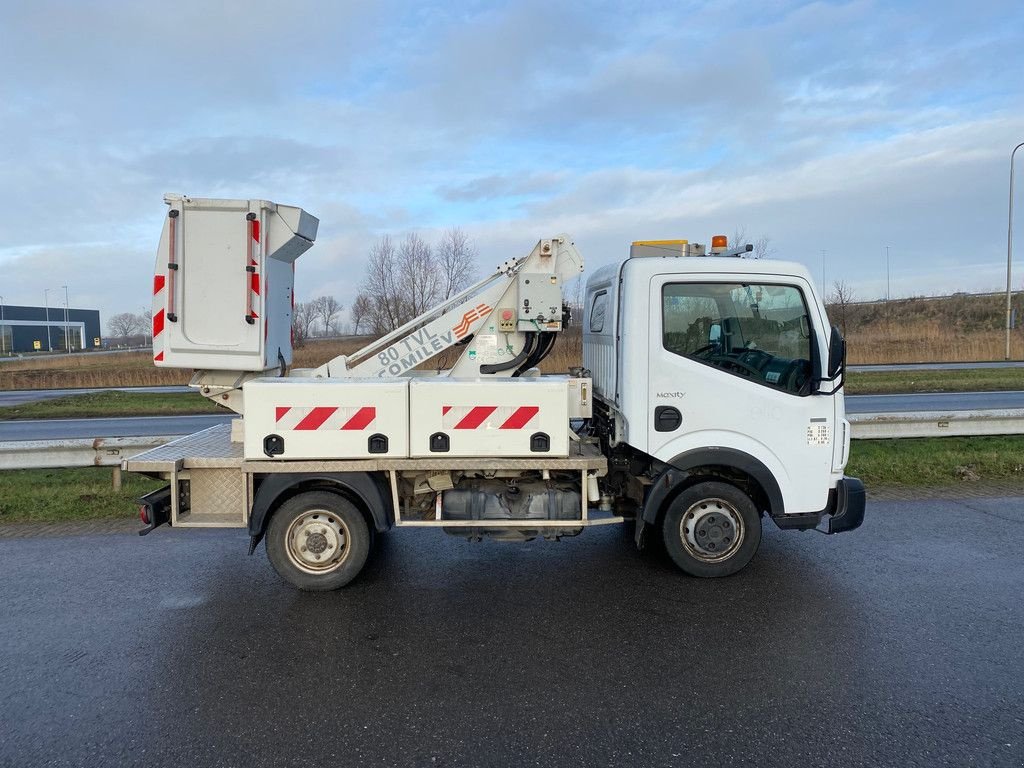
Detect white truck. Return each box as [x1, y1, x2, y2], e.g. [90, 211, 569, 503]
[127, 195, 865, 590]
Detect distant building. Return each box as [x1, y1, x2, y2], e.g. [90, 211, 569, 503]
[0, 304, 102, 354]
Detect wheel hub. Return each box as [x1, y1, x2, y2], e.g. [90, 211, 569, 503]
[681, 498, 744, 562]
[306, 531, 329, 555]
[285, 512, 350, 573]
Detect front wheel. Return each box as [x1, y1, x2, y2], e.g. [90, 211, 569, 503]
[661, 481, 761, 577]
[266, 491, 371, 591]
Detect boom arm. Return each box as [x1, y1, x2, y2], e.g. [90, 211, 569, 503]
[313, 235, 583, 379]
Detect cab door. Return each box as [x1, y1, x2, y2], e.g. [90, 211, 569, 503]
[646, 272, 836, 514]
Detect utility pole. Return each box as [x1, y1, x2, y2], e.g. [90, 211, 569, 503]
[886, 246, 891, 302]
[0, 295, 5, 355]
[821, 250, 826, 296]
[1007, 142, 1024, 360]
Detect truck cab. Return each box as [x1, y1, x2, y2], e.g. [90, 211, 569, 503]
[584, 239, 864, 576]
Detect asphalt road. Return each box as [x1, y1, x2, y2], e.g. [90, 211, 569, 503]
[0, 414, 233, 440]
[1, 497, 1021, 767]
[2, 391, 1023, 441]
[845, 390, 1024, 413]
[849, 361, 1024, 372]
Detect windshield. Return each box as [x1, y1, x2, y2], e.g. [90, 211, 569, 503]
[662, 282, 814, 395]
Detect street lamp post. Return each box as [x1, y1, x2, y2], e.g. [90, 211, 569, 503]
[0, 295, 5, 355]
[886, 246, 891, 301]
[62, 285, 70, 353]
[1006, 142, 1024, 361]
[43, 288, 53, 352]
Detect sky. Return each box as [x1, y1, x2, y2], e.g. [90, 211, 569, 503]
[1, 0, 1023, 329]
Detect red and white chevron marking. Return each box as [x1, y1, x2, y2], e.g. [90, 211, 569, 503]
[452, 303, 492, 339]
[441, 405, 539, 430]
[152, 272, 166, 362]
[248, 217, 261, 321]
[274, 406, 377, 431]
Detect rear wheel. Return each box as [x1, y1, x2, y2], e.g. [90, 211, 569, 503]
[661, 481, 761, 578]
[266, 491, 371, 591]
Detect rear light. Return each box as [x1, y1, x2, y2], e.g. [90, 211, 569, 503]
[139, 504, 151, 525]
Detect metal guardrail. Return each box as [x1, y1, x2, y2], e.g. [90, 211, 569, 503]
[849, 410, 1024, 439]
[0, 412, 1023, 471]
[0, 436, 176, 470]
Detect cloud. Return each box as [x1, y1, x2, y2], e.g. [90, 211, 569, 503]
[1, 0, 1023, 331]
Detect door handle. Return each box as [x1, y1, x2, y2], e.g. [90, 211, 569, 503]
[654, 406, 682, 432]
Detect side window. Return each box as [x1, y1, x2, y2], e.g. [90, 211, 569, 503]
[589, 290, 608, 333]
[662, 282, 814, 395]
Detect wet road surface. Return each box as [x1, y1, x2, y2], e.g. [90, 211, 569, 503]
[1, 497, 1022, 767]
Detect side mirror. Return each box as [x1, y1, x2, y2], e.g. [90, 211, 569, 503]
[708, 322, 722, 344]
[827, 325, 845, 379]
[814, 325, 846, 395]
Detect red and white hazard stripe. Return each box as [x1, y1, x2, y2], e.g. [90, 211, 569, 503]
[452, 303, 491, 339]
[152, 275, 166, 363]
[275, 406, 377, 431]
[441, 405, 539, 430]
[247, 217, 261, 322]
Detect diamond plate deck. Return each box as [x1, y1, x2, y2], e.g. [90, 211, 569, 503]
[124, 425, 243, 472]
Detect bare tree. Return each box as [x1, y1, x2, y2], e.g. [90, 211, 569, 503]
[363, 235, 403, 332]
[827, 280, 856, 335]
[311, 296, 343, 336]
[139, 308, 153, 343]
[360, 228, 479, 334]
[751, 236, 774, 260]
[436, 227, 478, 300]
[107, 312, 142, 339]
[732, 228, 775, 259]
[398, 233, 440, 319]
[291, 301, 317, 346]
[350, 293, 372, 335]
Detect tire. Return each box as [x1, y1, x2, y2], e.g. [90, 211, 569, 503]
[266, 491, 372, 591]
[661, 481, 761, 578]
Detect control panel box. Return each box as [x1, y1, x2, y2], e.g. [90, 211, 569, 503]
[153, 195, 318, 372]
[243, 378, 409, 460]
[409, 377, 569, 458]
[517, 272, 563, 331]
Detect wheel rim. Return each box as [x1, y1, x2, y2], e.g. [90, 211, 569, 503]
[679, 497, 744, 563]
[285, 510, 351, 575]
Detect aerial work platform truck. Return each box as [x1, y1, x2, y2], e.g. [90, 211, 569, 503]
[127, 195, 865, 590]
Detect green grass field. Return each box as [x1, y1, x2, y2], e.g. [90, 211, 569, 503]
[0, 467, 164, 524]
[845, 368, 1024, 395]
[0, 390, 223, 419]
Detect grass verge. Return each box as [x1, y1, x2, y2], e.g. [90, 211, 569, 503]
[1, 436, 1022, 525]
[846, 436, 1024, 487]
[0, 468, 164, 524]
[844, 368, 1024, 395]
[0, 391, 224, 419]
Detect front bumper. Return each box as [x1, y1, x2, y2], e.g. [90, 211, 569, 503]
[771, 476, 866, 534]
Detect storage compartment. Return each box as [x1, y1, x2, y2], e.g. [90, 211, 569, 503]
[153, 195, 318, 372]
[172, 468, 248, 528]
[409, 377, 569, 457]
[242, 378, 410, 460]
